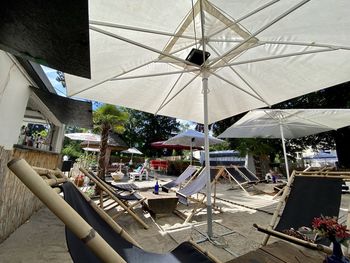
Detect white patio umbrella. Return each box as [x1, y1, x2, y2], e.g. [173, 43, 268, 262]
[218, 109, 350, 179]
[65, 133, 100, 142]
[121, 147, 143, 165]
[164, 130, 224, 164]
[65, 0, 350, 237]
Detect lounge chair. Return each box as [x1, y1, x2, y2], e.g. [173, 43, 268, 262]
[254, 170, 347, 253]
[234, 166, 259, 183]
[175, 167, 225, 223]
[162, 165, 201, 193]
[223, 167, 250, 193]
[129, 164, 148, 181]
[80, 168, 149, 229]
[8, 158, 220, 263]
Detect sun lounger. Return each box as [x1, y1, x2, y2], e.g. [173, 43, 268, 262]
[8, 158, 220, 263]
[235, 166, 259, 183]
[175, 167, 225, 223]
[80, 168, 149, 229]
[223, 167, 250, 193]
[254, 170, 349, 253]
[129, 164, 149, 181]
[162, 165, 200, 193]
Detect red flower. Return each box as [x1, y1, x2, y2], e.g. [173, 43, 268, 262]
[312, 216, 350, 245]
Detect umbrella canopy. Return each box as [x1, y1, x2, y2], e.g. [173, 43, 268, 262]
[83, 147, 100, 152]
[122, 147, 143, 155]
[65, 133, 100, 142]
[219, 109, 350, 178]
[151, 141, 202, 151]
[65, 0, 350, 237]
[164, 130, 224, 147]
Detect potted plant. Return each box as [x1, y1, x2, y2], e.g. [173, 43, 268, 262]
[312, 216, 350, 263]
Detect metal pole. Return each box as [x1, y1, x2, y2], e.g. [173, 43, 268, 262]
[190, 141, 193, 165]
[203, 70, 213, 238]
[279, 123, 290, 180]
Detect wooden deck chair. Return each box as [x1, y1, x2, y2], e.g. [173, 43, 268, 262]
[8, 158, 221, 263]
[129, 164, 149, 181]
[223, 167, 251, 194]
[162, 165, 201, 193]
[235, 166, 260, 183]
[80, 168, 149, 229]
[253, 170, 349, 253]
[175, 167, 225, 223]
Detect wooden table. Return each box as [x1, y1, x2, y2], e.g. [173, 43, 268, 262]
[226, 241, 327, 263]
[140, 191, 178, 218]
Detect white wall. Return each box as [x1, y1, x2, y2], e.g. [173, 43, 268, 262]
[0, 52, 32, 149]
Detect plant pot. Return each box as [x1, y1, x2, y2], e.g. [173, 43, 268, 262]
[324, 240, 350, 263]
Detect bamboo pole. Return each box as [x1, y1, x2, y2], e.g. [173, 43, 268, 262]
[262, 170, 296, 246]
[8, 158, 126, 263]
[254, 224, 332, 254]
[80, 168, 149, 229]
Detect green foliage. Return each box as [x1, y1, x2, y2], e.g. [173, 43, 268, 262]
[122, 109, 180, 156]
[62, 143, 82, 158]
[93, 104, 128, 134]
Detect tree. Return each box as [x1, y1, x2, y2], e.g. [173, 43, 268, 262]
[122, 109, 180, 156]
[93, 104, 128, 180]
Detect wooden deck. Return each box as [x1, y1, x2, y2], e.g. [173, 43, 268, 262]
[226, 241, 327, 263]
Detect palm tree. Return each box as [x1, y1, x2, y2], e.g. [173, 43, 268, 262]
[93, 104, 128, 180]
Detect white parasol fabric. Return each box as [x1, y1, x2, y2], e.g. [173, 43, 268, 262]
[64, 0, 350, 237]
[219, 109, 350, 178]
[121, 147, 143, 155]
[65, 133, 100, 142]
[164, 130, 224, 147]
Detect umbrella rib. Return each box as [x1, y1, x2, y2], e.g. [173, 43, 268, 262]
[69, 59, 156, 97]
[207, 0, 280, 39]
[155, 73, 200, 114]
[208, 0, 311, 67]
[90, 25, 200, 68]
[111, 69, 200, 81]
[207, 42, 270, 106]
[155, 72, 186, 114]
[211, 48, 334, 69]
[259, 40, 350, 51]
[209, 71, 267, 103]
[89, 20, 197, 40]
[69, 38, 201, 97]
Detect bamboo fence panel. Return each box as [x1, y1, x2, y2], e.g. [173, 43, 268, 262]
[0, 146, 60, 243]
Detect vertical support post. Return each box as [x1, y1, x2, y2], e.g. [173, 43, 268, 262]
[203, 70, 213, 238]
[279, 123, 290, 180]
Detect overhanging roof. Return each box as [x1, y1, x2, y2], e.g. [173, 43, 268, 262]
[0, 0, 90, 78]
[31, 87, 93, 128]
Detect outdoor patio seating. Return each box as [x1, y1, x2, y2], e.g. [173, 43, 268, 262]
[175, 167, 225, 223]
[162, 165, 201, 193]
[129, 164, 148, 181]
[223, 167, 250, 193]
[235, 166, 260, 183]
[253, 170, 349, 253]
[80, 168, 149, 229]
[8, 158, 220, 263]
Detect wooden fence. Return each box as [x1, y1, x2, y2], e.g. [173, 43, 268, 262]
[0, 146, 60, 243]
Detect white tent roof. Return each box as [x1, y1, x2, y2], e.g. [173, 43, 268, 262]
[65, 0, 350, 124]
[219, 109, 350, 139]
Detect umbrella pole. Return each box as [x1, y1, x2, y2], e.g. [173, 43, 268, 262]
[190, 142, 193, 165]
[279, 124, 290, 180]
[203, 71, 213, 238]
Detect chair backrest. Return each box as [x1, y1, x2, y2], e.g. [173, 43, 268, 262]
[174, 165, 198, 185]
[63, 182, 215, 263]
[236, 166, 259, 182]
[275, 176, 342, 232]
[225, 167, 248, 184]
